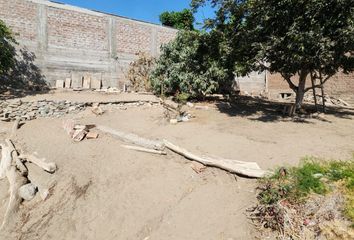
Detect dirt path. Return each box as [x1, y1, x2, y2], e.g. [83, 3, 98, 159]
[0, 92, 353, 239]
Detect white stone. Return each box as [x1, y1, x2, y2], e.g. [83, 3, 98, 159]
[18, 183, 37, 201]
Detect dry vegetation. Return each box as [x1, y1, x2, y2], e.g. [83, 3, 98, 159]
[249, 157, 354, 239]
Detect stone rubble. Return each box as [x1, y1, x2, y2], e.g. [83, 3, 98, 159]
[0, 99, 159, 122]
[303, 93, 351, 107]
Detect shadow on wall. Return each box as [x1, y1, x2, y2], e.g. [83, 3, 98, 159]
[0, 47, 49, 99]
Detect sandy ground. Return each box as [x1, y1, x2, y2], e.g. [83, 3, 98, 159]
[0, 91, 354, 240]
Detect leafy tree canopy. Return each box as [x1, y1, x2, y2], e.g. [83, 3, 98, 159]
[150, 30, 233, 99]
[0, 20, 17, 74]
[159, 9, 195, 30]
[192, 0, 354, 109]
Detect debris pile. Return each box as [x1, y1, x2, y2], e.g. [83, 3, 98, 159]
[63, 120, 98, 142]
[0, 100, 86, 121]
[0, 100, 159, 122]
[303, 93, 351, 107]
[159, 99, 193, 124]
[0, 139, 57, 230]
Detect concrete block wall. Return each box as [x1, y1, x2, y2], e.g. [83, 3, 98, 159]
[235, 71, 266, 94]
[0, 0, 177, 88]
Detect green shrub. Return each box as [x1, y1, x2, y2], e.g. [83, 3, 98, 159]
[258, 157, 354, 223]
[150, 30, 234, 99]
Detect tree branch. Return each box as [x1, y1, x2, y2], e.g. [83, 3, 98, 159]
[281, 73, 297, 92]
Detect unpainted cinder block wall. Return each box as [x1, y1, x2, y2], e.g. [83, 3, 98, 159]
[0, 0, 177, 88]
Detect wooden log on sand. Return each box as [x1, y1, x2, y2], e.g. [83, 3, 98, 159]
[0, 140, 28, 230]
[26, 163, 56, 201]
[163, 140, 270, 178]
[19, 154, 57, 173]
[96, 125, 164, 150]
[121, 145, 167, 155]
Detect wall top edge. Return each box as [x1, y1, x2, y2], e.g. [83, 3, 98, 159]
[27, 0, 179, 32]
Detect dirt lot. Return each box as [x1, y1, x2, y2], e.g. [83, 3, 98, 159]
[1, 91, 354, 240]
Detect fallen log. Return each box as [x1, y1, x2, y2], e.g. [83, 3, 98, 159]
[26, 163, 56, 201]
[97, 125, 164, 150]
[6, 139, 28, 176]
[0, 165, 27, 230]
[121, 145, 167, 155]
[20, 154, 57, 173]
[163, 140, 270, 178]
[0, 142, 12, 179]
[0, 140, 57, 232]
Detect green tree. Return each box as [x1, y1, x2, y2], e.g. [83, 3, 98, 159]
[159, 9, 195, 30]
[192, 0, 354, 110]
[0, 20, 17, 74]
[150, 30, 233, 99]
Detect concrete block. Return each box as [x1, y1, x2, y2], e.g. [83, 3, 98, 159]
[91, 78, 102, 89]
[83, 76, 91, 89]
[65, 78, 72, 88]
[71, 73, 83, 89]
[55, 80, 65, 89]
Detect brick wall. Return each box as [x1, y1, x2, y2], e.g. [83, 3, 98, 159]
[0, 0, 178, 88]
[116, 20, 153, 55]
[47, 7, 109, 51]
[0, 0, 37, 43]
[267, 72, 354, 103]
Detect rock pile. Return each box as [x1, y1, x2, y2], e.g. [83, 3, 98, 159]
[303, 93, 351, 107]
[0, 100, 87, 121]
[0, 99, 159, 122]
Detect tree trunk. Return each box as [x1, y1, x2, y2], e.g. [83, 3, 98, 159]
[295, 71, 308, 111]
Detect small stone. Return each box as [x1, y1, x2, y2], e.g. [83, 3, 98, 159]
[91, 106, 104, 116]
[18, 183, 37, 201]
[86, 131, 99, 139]
[170, 119, 178, 124]
[186, 102, 194, 108]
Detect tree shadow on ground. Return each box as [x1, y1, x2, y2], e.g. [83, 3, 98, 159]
[0, 47, 49, 100]
[215, 95, 354, 123]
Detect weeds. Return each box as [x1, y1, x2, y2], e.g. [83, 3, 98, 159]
[249, 157, 354, 239]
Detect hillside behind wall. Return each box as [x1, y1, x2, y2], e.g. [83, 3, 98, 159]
[0, 0, 177, 88]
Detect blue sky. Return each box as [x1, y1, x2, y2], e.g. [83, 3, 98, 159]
[54, 0, 215, 27]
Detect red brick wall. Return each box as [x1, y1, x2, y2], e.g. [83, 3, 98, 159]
[324, 72, 354, 103]
[116, 20, 153, 55]
[268, 72, 354, 103]
[0, 0, 37, 42]
[47, 7, 109, 51]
